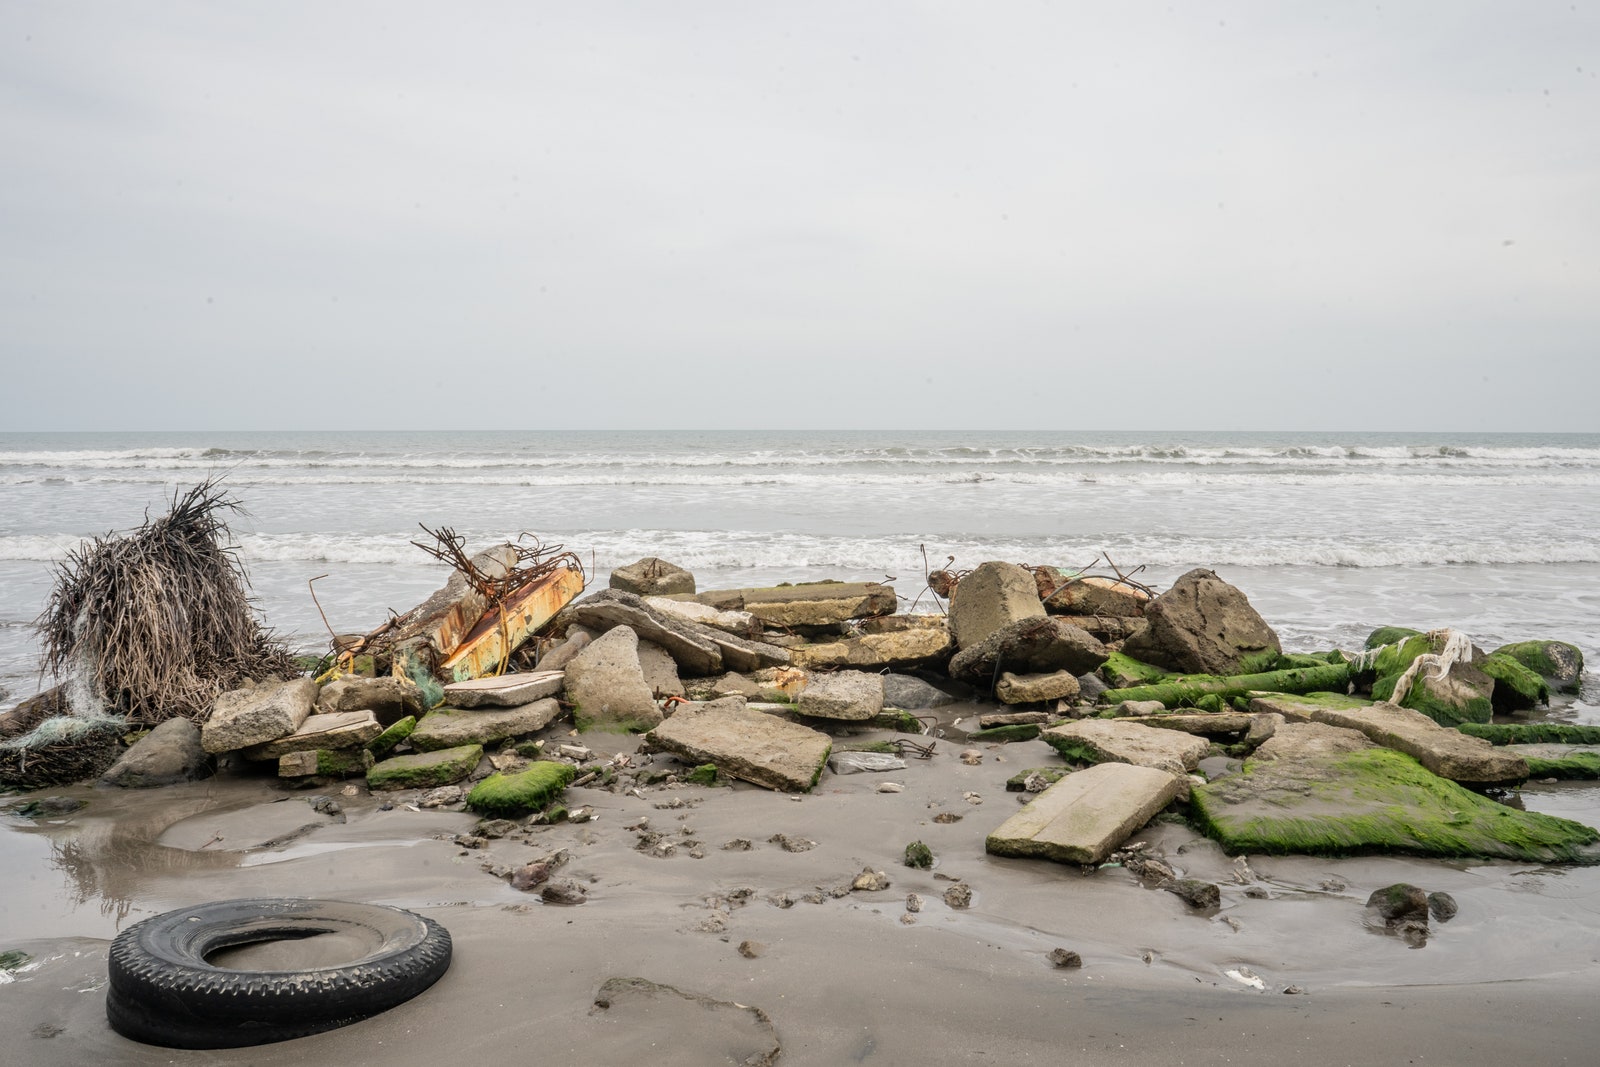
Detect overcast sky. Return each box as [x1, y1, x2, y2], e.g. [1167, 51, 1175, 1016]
[2, 2, 1596, 432]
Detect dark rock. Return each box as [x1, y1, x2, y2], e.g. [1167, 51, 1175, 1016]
[904, 840, 934, 869]
[1427, 891, 1459, 923]
[541, 878, 588, 905]
[948, 617, 1110, 686]
[100, 718, 213, 788]
[1165, 878, 1221, 909]
[1120, 568, 1281, 676]
[1366, 883, 1430, 924]
[1048, 948, 1083, 969]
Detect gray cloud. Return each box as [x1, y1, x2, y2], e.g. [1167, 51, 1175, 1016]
[3, 1, 1596, 430]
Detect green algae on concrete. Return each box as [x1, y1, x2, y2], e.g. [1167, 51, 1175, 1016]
[1098, 652, 1171, 689]
[1101, 662, 1352, 708]
[686, 763, 721, 786]
[1365, 626, 1422, 650]
[466, 760, 577, 817]
[1190, 747, 1598, 863]
[904, 840, 934, 869]
[366, 744, 483, 791]
[871, 709, 927, 733]
[1369, 633, 1493, 728]
[1478, 653, 1550, 711]
[1459, 722, 1600, 746]
[968, 723, 1042, 743]
[1006, 766, 1071, 791]
[1510, 745, 1600, 780]
[365, 715, 416, 760]
[1491, 640, 1584, 693]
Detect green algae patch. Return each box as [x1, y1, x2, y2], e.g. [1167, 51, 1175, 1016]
[1099, 652, 1171, 689]
[968, 723, 1041, 743]
[904, 841, 934, 869]
[1190, 747, 1598, 863]
[1365, 626, 1422, 650]
[871, 709, 926, 733]
[1041, 735, 1104, 766]
[1006, 766, 1070, 791]
[1369, 634, 1493, 728]
[1479, 653, 1550, 711]
[367, 744, 483, 791]
[366, 715, 416, 760]
[835, 739, 899, 754]
[686, 763, 721, 786]
[1103, 662, 1352, 707]
[1512, 745, 1600, 780]
[313, 748, 374, 777]
[1491, 640, 1584, 693]
[466, 760, 577, 818]
[1460, 722, 1600, 746]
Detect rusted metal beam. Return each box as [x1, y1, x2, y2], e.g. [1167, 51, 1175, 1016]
[437, 566, 585, 683]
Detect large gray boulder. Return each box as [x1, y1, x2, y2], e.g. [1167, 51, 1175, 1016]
[1120, 568, 1281, 676]
[947, 617, 1110, 686]
[100, 718, 213, 788]
[881, 674, 960, 710]
[563, 625, 662, 731]
[315, 675, 425, 724]
[644, 696, 832, 792]
[948, 562, 1044, 650]
[797, 671, 885, 721]
[610, 557, 696, 596]
[201, 678, 318, 754]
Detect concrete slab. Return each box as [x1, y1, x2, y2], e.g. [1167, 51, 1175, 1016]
[409, 699, 563, 751]
[443, 670, 565, 708]
[1041, 719, 1211, 774]
[644, 697, 832, 793]
[242, 710, 382, 760]
[985, 763, 1182, 864]
[1306, 700, 1528, 784]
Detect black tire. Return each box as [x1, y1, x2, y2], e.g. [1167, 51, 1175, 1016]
[105, 898, 451, 1049]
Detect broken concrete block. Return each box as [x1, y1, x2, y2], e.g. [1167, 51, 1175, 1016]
[995, 670, 1079, 705]
[948, 562, 1045, 650]
[442, 670, 565, 708]
[100, 719, 212, 788]
[1302, 699, 1529, 785]
[1043, 575, 1151, 618]
[643, 596, 759, 637]
[279, 747, 375, 778]
[948, 618, 1110, 686]
[637, 639, 686, 699]
[367, 744, 484, 791]
[201, 678, 318, 754]
[986, 763, 1183, 864]
[437, 566, 584, 682]
[797, 670, 885, 721]
[789, 625, 953, 671]
[392, 544, 519, 659]
[1041, 719, 1210, 774]
[644, 696, 832, 792]
[241, 710, 383, 760]
[314, 675, 424, 724]
[1120, 568, 1281, 676]
[409, 699, 563, 751]
[563, 625, 662, 732]
[559, 589, 724, 675]
[690, 581, 897, 628]
[611, 557, 696, 596]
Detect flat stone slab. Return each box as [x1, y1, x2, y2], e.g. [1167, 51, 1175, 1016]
[1247, 691, 1381, 722]
[1508, 743, 1600, 779]
[643, 596, 760, 637]
[367, 744, 484, 791]
[644, 697, 832, 793]
[242, 710, 383, 760]
[690, 581, 897, 628]
[790, 627, 952, 671]
[1304, 699, 1528, 784]
[986, 763, 1183, 864]
[1191, 737, 1598, 863]
[442, 670, 565, 708]
[797, 670, 885, 721]
[1041, 719, 1210, 774]
[409, 699, 562, 751]
[560, 589, 724, 675]
[996, 670, 1079, 705]
[201, 678, 318, 754]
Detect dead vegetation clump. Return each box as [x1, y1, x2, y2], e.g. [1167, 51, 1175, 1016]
[34, 479, 297, 727]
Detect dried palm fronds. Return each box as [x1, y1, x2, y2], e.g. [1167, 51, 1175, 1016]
[34, 479, 296, 727]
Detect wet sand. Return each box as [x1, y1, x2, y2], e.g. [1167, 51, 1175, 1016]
[3, 706, 1599, 1065]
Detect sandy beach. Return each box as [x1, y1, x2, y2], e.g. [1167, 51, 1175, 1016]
[5, 693, 1598, 1066]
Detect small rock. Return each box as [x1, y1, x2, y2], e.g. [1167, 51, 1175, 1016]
[1282, 984, 1305, 995]
[905, 893, 924, 913]
[769, 892, 796, 908]
[1048, 948, 1082, 969]
[476, 818, 520, 839]
[1366, 883, 1430, 925]
[904, 840, 934, 869]
[769, 833, 816, 853]
[960, 748, 983, 765]
[943, 883, 973, 909]
[1427, 891, 1459, 923]
[1023, 772, 1049, 792]
[852, 868, 891, 892]
[738, 940, 766, 959]
[540, 878, 588, 905]
[722, 838, 754, 851]
[1164, 879, 1221, 910]
[511, 860, 554, 891]
[418, 785, 465, 808]
[899, 913, 918, 925]
[933, 811, 963, 824]
[962, 791, 983, 805]
[876, 781, 904, 794]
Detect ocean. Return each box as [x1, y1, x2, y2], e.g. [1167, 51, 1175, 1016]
[2, 429, 1598, 709]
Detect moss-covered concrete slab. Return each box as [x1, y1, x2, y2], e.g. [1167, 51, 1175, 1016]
[1191, 740, 1598, 863]
[367, 744, 484, 791]
[1041, 719, 1210, 774]
[643, 697, 831, 793]
[1303, 700, 1528, 784]
[409, 699, 562, 751]
[279, 747, 374, 778]
[1134, 712, 1253, 736]
[467, 760, 577, 816]
[1509, 744, 1600, 780]
[986, 763, 1183, 864]
[1247, 691, 1373, 721]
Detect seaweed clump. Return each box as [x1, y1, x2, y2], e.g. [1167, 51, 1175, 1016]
[35, 479, 296, 726]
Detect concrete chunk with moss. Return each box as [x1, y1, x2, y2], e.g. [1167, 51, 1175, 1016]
[1278, 697, 1529, 785]
[466, 760, 577, 817]
[409, 699, 562, 751]
[1041, 719, 1210, 774]
[1490, 640, 1584, 693]
[367, 744, 484, 791]
[643, 696, 832, 793]
[1509, 744, 1600, 780]
[1190, 725, 1597, 863]
[365, 715, 416, 760]
[1368, 633, 1494, 727]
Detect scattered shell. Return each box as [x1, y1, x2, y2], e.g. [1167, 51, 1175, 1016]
[1225, 967, 1265, 991]
[876, 782, 904, 794]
